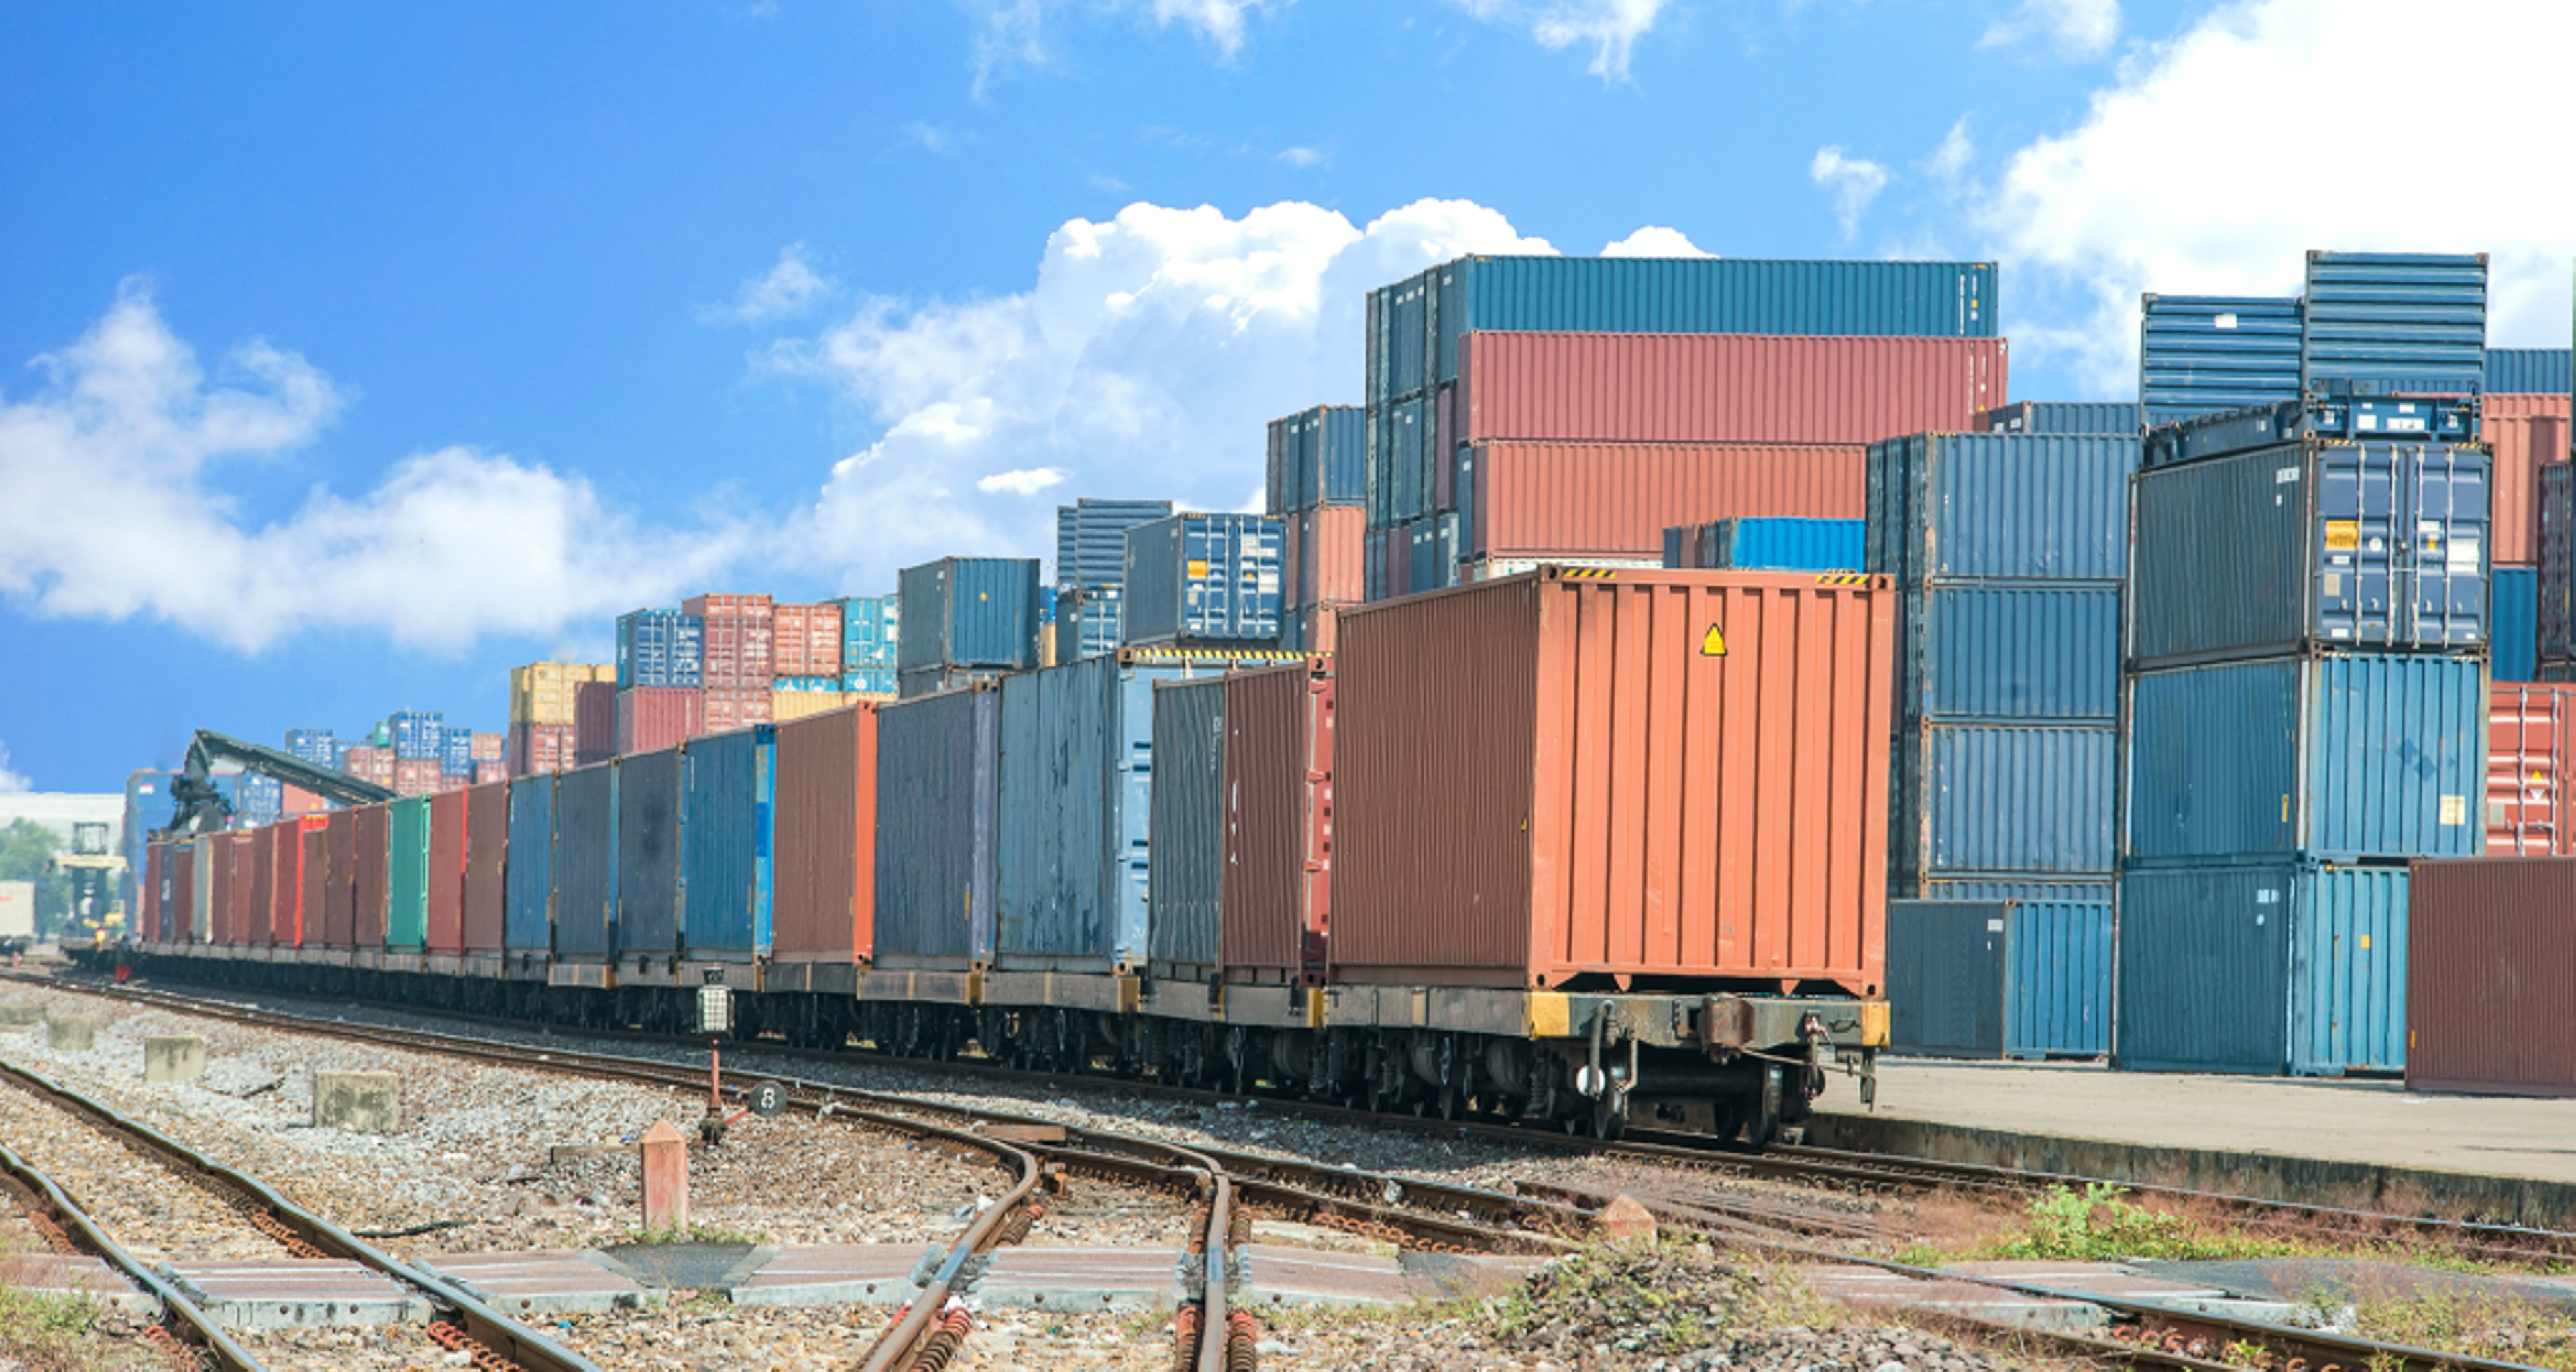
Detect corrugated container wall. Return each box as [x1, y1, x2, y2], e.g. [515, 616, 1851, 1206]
[2405, 857, 2576, 1096]
[172, 843, 198, 942]
[2496, 567, 2538, 684]
[1332, 570, 1893, 993]
[1666, 517, 1864, 572]
[1901, 584, 2122, 723]
[386, 798, 431, 949]
[1867, 433, 2137, 586]
[2126, 653, 2487, 862]
[2546, 463, 2575, 663]
[427, 789, 466, 953]
[504, 776, 555, 953]
[463, 782, 507, 954]
[1145, 677, 1227, 975]
[1054, 584, 1124, 662]
[616, 748, 682, 956]
[574, 682, 616, 759]
[2129, 437, 2491, 667]
[702, 687, 773, 734]
[616, 611, 704, 689]
[697, 612, 775, 690]
[899, 558, 1042, 670]
[2138, 295, 2303, 427]
[771, 689, 843, 723]
[1220, 659, 1334, 979]
[1892, 724, 2116, 885]
[771, 602, 843, 679]
[840, 596, 901, 670]
[350, 806, 389, 949]
[321, 816, 353, 947]
[2489, 348, 2575, 396]
[679, 726, 772, 959]
[553, 763, 617, 959]
[1472, 440, 1864, 560]
[2117, 859, 2408, 1075]
[1976, 401, 2142, 435]
[1057, 500, 1173, 590]
[2486, 393, 2568, 566]
[617, 688, 702, 755]
[2488, 684, 2576, 857]
[1288, 505, 1366, 607]
[1122, 513, 1284, 647]
[871, 687, 1000, 967]
[2301, 251, 2487, 397]
[1267, 406, 1366, 513]
[772, 704, 877, 965]
[243, 829, 272, 945]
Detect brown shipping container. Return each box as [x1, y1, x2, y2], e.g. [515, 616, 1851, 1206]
[2489, 684, 2576, 855]
[280, 784, 326, 817]
[297, 825, 326, 948]
[700, 614, 775, 688]
[1219, 659, 1335, 979]
[1333, 569, 1894, 994]
[323, 811, 355, 948]
[1291, 505, 1366, 608]
[574, 682, 616, 757]
[618, 687, 702, 755]
[203, 836, 229, 943]
[771, 703, 880, 963]
[142, 843, 162, 941]
[226, 832, 256, 944]
[428, 788, 467, 954]
[463, 781, 509, 954]
[2406, 857, 2576, 1096]
[682, 592, 772, 618]
[247, 826, 276, 945]
[352, 806, 390, 949]
[509, 723, 577, 776]
[1472, 440, 1865, 559]
[343, 746, 396, 788]
[1460, 331, 2006, 448]
[170, 847, 193, 942]
[2488, 394, 2570, 566]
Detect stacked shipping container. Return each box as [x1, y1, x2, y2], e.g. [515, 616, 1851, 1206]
[898, 558, 1041, 698]
[1267, 405, 1366, 654]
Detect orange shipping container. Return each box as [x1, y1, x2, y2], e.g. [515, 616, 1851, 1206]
[2490, 683, 2576, 855]
[1219, 659, 1334, 980]
[1332, 568, 1894, 995]
[773, 602, 845, 678]
[771, 703, 880, 967]
[274, 814, 327, 947]
[1470, 440, 1865, 560]
[2486, 393, 2570, 566]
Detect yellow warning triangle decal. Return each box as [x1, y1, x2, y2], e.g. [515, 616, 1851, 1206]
[1700, 625, 1727, 657]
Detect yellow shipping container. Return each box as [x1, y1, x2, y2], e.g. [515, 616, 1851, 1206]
[769, 689, 847, 723]
[509, 662, 614, 726]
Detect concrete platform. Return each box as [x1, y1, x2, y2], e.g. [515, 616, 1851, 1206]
[166, 1259, 430, 1328]
[1236, 1244, 1550, 1309]
[727, 1243, 935, 1308]
[0, 1253, 154, 1316]
[971, 1245, 1183, 1312]
[419, 1249, 665, 1316]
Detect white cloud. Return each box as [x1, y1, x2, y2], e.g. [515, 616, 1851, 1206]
[1149, 0, 1265, 56]
[977, 466, 1070, 496]
[0, 282, 751, 654]
[1980, 0, 2576, 394]
[1454, 0, 1670, 79]
[1809, 146, 1889, 236]
[1276, 146, 1325, 169]
[773, 198, 1554, 584]
[0, 743, 28, 793]
[1927, 117, 1974, 182]
[904, 121, 967, 156]
[1601, 225, 1712, 258]
[705, 244, 838, 325]
[961, 0, 1269, 92]
[1980, 0, 2120, 58]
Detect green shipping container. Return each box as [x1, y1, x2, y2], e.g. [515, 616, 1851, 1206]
[387, 796, 431, 949]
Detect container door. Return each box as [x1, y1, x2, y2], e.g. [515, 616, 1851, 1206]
[2486, 686, 2563, 855]
[1885, 902, 2005, 1057]
[2293, 866, 2408, 1075]
[2314, 441, 2397, 647]
[2402, 442, 2492, 651]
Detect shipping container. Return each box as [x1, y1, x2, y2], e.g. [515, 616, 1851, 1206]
[899, 557, 1042, 670]
[2117, 857, 2407, 1075]
[246, 827, 276, 945]
[698, 613, 776, 690]
[896, 664, 1004, 700]
[1287, 604, 1342, 658]
[350, 805, 389, 950]
[676, 725, 772, 959]
[1057, 500, 1174, 590]
[504, 775, 555, 953]
[284, 727, 337, 765]
[616, 610, 705, 690]
[839, 595, 901, 670]
[1267, 406, 1366, 512]
[1892, 723, 2116, 885]
[1470, 439, 1864, 560]
[1902, 583, 2122, 723]
[297, 826, 323, 949]
[1885, 900, 2111, 1059]
[385, 796, 429, 950]
[2487, 393, 2570, 566]
[510, 663, 610, 727]
[2405, 857, 2576, 1096]
[393, 758, 443, 797]
[554, 763, 617, 959]
[276, 816, 325, 948]
[2489, 348, 2574, 397]
[1144, 676, 1228, 977]
[169, 844, 194, 942]
[231, 830, 262, 945]
[1866, 433, 2137, 585]
[574, 682, 616, 760]
[341, 746, 394, 788]
[462, 782, 506, 954]
[1219, 659, 1335, 980]
[142, 842, 164, 941]
[507, 723, 576, 777]
[1458, 332, 2006, 450]
[2496, 566, 2538, 683]
[2127, 652, 2487, 862]
[2302, 251, 2487, 397]
[843, 667, 896, 696]
[191, 835, 215, 942]
[1287, 505, 1365, 608]
[2138, 295, 2303, 427]
[1123, 513, 1285, 647]
[769, 690, 843, 723]
[1666, 517, 1864, 572]
[2546, 463, 2574, 663]
[388, 711, 443, 762]
[1975, 401, 2141, 435]
[872, 686, 1000, 968]
[1918, 876, 2114, 903]
[425, 788, 465, 954]
[772, 704, 878, 965]
[1333, 569, 1893, 992]
[771, 602, 844, 678]
[617, 687, 702, 755]
[683, 592, 772, 618]
[1054, 584, 1124, 662]
[615, 748, 682, 957]
[2130, 436, 2490, 667]
[439, 728, 475, 777]
[2488, 684, 2576, 857]
[702, 686, 772, 734]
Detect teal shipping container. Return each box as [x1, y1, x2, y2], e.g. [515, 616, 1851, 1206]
[1122, 513, 1285, 647]
[2138, 295, 2302, 427]
[1902, 582, 2121, 723]
[1866, 432, 2137, 586]
[1664, 517, 1864, 572]
[898, 557, 1040, 670]
[386, 796, 430, 949]
[1892, 723, 2116, 884]
[1886, 900, 2112, 1059]
[2301, 251, 2487, 397]
[2494, 566, 2538, 684]
[680, 725, 773, 960]
[839, 596, 900, 670]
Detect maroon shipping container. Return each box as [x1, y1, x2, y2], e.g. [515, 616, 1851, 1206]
[223, 833, 255, 945]
[1459, 331, 2006, 448]
[343, 745, 396, 788]
[508, 723, 578, 776]
[323, 811, 355, 949]
[169, 845, 193, 942]
[1290, 505, 1365, 608]
[142, 843, 163, 943]
[1470, 440, 1866, 559]
[298, 824, 327, 949]
[394, 758, 443, 796]
[702, 686, 773, 735]
[773, 602, 845, 678]
[2488, 394, 2570, 566]
[700, 615, 775, 689]
[1219, 659, 1334, 980]
[351, 806, 390, 949]
[772, 703, 881, 964]
[618, 687, 702, 755]
[2406, 857, 2576, 1096]
[428, 788, 467, 955]
[247, 826, 276, 945]
[1333, 569, 1894, 994]
[574, 682, 616, 757]
[463, 781, 509, 955]
[2489, 684, 2576, 856]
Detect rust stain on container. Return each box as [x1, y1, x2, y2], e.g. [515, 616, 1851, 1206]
[1332, 569, 1893, 994]
[2407, 857, 2576, 1096]
[464, 782, 509, 954]
[1220, 658, 1336, 980]
[2486, 392, 2569, 566]
[2489, 684, 2576, 856]
[351, 805, 390, 950]
[773, 702, 880, 963]
[323, 811, 356, 949]
[427, 789, 468, 955]
[1471, 440, 1866, 558]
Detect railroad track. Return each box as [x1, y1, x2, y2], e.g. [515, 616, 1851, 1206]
[0, 1055, 597, 1372]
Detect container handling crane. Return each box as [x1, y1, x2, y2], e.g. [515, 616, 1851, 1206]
[160, 729, 397, 840]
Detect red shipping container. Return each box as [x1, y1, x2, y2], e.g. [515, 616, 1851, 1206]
[507, 723, 576, 776]
[701, 686, 773, 735]
[322, 811, 355, 949]
[203, 838, 228, 944]
[1332, 569, 1894, 994]
[394, 758, 443, 796]
[297, 823, 325, 949]
[773, 602, 845, 678]
[2489, 684, 2576, 855]
[771, 702, 881, 964]
[428, 788, 467, 955]
[2406, 857, 2576, 1097]
[463, 781, 508, 955]
[274, 814, 326, 947]
[351, 805, 390, 949]
[1219, 659, 1334, 980]
[1291, 505, 1366, 608]
[618, 687, 702, 754]
[473, 760, 510, 786]
[1470, 439, 1865, 559]
[1459, 331, 2006, 448]
[700, 614, 776, 688]
[247, 826, 276, 945]
[574, 681, 616, 757]
[169, 845, 193, 942]
[2487, 393, 2570, 566]
[682, 592, 773, 618]
[280, 784, 327, 817]
[469, 731, 506, 763]
[343, 745, 396, 788]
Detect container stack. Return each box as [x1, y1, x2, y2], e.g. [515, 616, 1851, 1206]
[1121, 512, 1284, 649]
[1049, 500, 1171, 664]
[839, 595, 900, 696]
[510, 662, 613, 776]
[686, 592, 777, 737]
[1362, 256, 2002, 598]
[1268, 407, 1365, 654]
[1664, 517, 1863, 572]
[2119, 251, 2493, 1077]
[897, 556, 1042, 699]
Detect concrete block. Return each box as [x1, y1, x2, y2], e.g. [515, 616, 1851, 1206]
[46, 1015, 95, 1051]
[313, 1071, 401, 1132]
[145, 1035, 207, 1084]
[0, 1003, 45, 1026]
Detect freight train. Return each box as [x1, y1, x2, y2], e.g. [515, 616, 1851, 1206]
[110, 568, 1892, 1145]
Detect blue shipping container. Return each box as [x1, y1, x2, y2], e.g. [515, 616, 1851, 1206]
[1369, 395, 1432, 529]
[2302, 251, 2487, 397]
[1055, 584, 1124, 662]
[1269, 406, 1366, 513]
[440, 729, 476, 777]
[2546, 463, 2574, 662]
[1668, 517, 1864, 572]
[2139, 294, 2303, 428]
[617, 610, 705, 689]
[773, 676, 840, 693]
[2125, 652, 2487, 862]
[2495, 566, 2538, 684]
[235, 775, 283, 825]
[1144, 676, 1226, 974]
[898, 557, 1040, 670]
[1919, 877, 2113, 903]
[871, 686, 1000, 967]
[2488, 348, 2574, 397]
[839, 596, 901, 670]
[2116, 858, 2408, 1075]
[1892, 723, 2116, 885]
[2131, 436, 2490, 666]
[504, 775, 555, 953]
[680, 725, 773, 960]
[1057, 500, 1173, 590]
[1886, 901, 2112, 1059]
[1866, 433, 2137, 585]
[1123, 513, 1284, 647]
[389, 710, 444, 762]
[1904, 582, 2120, 723]
[2143, 396, 2480, 470]
[842, 667, 896, 696]
[1976, 401, 2141, 435]
[553, 762, 617, 959]
[284, 729, 336, 766]
[614, 747, 682, 957]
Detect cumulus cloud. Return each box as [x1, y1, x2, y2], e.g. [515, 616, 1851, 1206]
[773, 198, 1554, 582]
[1453, 0, 1670, 79]
[1276, 146, 1325, 168]
[706, 244, 838, 324]
[1601, 225, 1712, 258]
[1980, 0, 2576, 393]
[0, 282, 750, 654]
[1980, 0, 2120, 58]
[1809, 146, 1889, 236]
[978, 466, 1070, 496]
[0, 742, 28, 792]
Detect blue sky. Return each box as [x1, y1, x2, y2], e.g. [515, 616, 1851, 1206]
[5, 0, 2572, 792]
